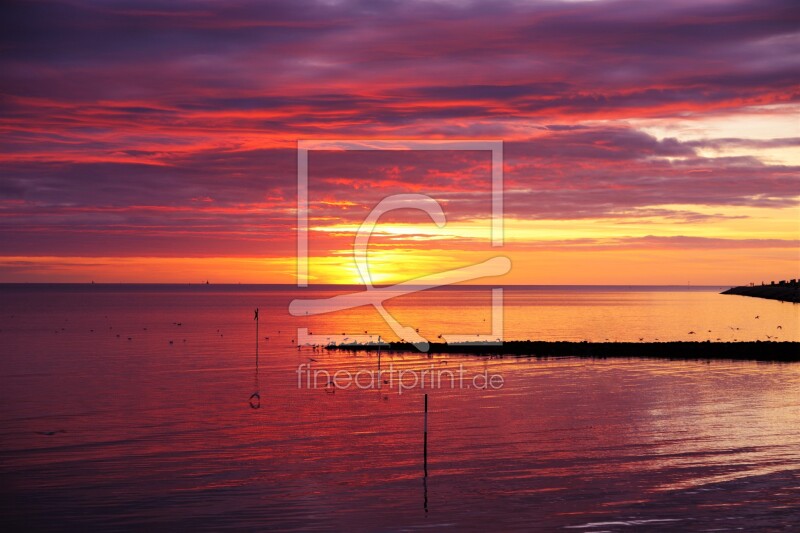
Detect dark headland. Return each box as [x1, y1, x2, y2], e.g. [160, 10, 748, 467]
[331, 340, 800, 362]
[722, 279, 800, 303]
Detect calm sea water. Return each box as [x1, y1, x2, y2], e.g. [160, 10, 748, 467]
[1, 285, 799, 531]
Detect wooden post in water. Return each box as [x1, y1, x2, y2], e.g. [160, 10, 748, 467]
[254, 308, 259, 367]
[378, 335, 381, 371]
[423, 476, 428, 513]
[423, 393, 428, 477]
[250, 307, 261, 409]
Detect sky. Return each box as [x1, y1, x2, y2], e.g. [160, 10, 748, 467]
[1, 0, 798, 285]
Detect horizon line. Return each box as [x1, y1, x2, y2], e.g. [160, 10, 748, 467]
[0, 282, 738, 288]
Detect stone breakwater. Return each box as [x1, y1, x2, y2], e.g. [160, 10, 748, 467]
[330, 340, 800, 362]
[722, 282, 799, 303]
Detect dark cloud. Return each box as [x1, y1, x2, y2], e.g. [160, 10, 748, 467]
[2, 0, 797, 107]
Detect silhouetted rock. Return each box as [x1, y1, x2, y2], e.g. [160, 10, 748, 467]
[722, 283, 799, 303]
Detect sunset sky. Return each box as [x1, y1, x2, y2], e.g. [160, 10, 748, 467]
[1, 0, 798, 285]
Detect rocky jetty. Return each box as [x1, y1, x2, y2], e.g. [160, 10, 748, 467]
[722, 280, 799, 303]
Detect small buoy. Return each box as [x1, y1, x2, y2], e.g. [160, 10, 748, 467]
[249, 392, 261, 409]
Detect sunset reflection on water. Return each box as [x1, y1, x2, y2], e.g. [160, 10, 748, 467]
[1, 285, 798, 530]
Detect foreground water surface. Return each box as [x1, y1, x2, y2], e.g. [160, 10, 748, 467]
[1, 285, 799, 531]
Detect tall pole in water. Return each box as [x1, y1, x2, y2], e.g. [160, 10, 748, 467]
[424, 393, 428, 477]
[254, 307, 259, 367]
[422, 392, 430, 513]
[249, 307, 261, 409]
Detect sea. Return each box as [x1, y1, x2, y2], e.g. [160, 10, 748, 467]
[1, 284, 798, 531]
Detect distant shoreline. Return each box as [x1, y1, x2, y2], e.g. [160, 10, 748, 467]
[0, 283, 729, 291]
[331, 340, 800, 362]
[722, 283, 800, 303]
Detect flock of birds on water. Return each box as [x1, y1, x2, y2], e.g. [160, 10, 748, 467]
[0, 306, 791, 345]
[680, 315, 784, 342]
[5, 308, 791, 435]
[0, 309, 784, 347]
